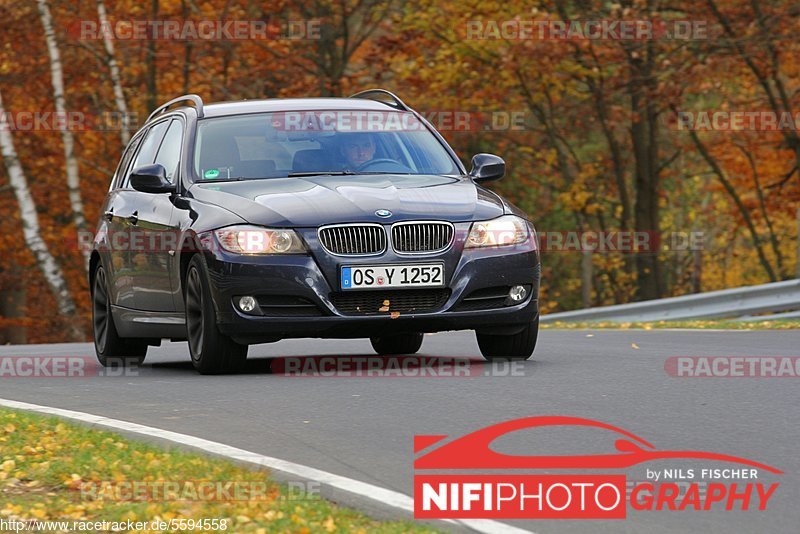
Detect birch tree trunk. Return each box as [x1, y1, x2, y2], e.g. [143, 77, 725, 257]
[146, 0, 159, 111]
[0, 90, 80, 327]
[36, 0, 89, 266]
[97, 0, 130, 145]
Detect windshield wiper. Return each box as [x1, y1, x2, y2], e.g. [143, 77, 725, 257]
[196, 176, 251, 183]
[351, 171, 412, 175]
[287, 171, 411, 177]
[287, 171, 358, 177]
[198, 175, 288, 182]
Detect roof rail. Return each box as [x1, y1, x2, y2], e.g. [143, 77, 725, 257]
[146, 94, 204, 123]
[349, 89, 411, 112]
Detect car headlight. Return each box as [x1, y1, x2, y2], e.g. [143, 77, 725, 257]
[465, 215, 529, 248]
[214, 225, 306, 254]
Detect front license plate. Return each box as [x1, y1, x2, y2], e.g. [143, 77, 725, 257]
[341, 263, 445, 290]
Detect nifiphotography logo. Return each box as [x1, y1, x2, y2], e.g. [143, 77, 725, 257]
[413, 416, 781, 519]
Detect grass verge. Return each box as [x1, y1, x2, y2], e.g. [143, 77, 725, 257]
[541, 319, 800, 330]
[0, 408, 434, 533]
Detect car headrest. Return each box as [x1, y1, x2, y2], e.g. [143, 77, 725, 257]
[292, 149, 331, 173]
[199, 135, 241, 174]
[235, 159, 278, 179]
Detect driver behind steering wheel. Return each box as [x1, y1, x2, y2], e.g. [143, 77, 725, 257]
[340, 132, 376, 171]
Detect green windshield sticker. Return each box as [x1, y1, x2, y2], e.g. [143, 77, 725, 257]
[204, 169, 220, 179]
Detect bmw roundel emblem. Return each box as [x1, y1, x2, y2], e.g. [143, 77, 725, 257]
[375, 209, 392, 218]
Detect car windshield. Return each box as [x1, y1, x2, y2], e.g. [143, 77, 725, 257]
[193, 110, 460, 181]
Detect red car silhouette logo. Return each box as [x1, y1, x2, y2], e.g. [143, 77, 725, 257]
[414, 416, 782, 473]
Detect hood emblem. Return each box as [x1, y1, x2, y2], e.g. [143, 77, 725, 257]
[375, 209, 392, 218]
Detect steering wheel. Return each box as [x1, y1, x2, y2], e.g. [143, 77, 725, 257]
[356, 158, 412, 173]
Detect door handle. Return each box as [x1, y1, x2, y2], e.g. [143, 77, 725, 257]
[103, 208, 114, 222]
[126, 211, 139, 225]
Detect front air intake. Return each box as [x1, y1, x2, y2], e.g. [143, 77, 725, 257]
[318, 224, 387, 255]
[391, 221, 454, 254]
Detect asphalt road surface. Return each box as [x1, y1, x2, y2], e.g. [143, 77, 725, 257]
[0, 329, 797, 533]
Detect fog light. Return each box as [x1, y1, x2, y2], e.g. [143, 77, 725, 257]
[509, 285, 527, 302]
[238, 296, 257, 312]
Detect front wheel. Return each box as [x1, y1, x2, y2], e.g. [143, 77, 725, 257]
[476, 317, 539, 361]
[370, 333, 424, 355]
[185, 255, 248, 374]
[92, 265, 147, 367]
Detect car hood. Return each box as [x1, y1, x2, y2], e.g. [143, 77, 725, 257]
[188, 174, 507, 227]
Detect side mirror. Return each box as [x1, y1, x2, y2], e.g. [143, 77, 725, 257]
[468, 153, 505, 183]
[130, 164, 175, 194]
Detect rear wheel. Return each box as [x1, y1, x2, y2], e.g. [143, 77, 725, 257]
[370, 333, 424, 355]
[476, 317, 538, 361]
[92, 265, 147, 367]
[185, 255, 248, 374]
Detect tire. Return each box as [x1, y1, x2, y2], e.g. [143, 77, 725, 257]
[185, 255, 248, 374]
[370, 332, 424, 355]
[476, 317, 539, 361]
[92, 265, 147, 367]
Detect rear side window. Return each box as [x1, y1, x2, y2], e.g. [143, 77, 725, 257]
[125, 120, 169, 187]
[112, 135, 142, 190]
[154, 119, 183, 183]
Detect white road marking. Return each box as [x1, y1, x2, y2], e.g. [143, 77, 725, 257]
[0, 398, 533, 534]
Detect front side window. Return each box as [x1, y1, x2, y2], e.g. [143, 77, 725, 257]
[193, 111, 460, 181]
[112, 134, 142, 190]
[125, 120, 169, 187]
[154, 119, 183, 183]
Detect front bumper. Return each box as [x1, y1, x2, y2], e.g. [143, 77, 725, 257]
[202, 226, 540, 344]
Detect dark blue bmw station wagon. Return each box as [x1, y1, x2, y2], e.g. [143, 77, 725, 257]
[90, 90, 540, 374]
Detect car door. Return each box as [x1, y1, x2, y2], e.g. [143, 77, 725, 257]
[134, 117, 184, 312]
[102, 133, 143, 309]
[121, 119, 169, 310]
